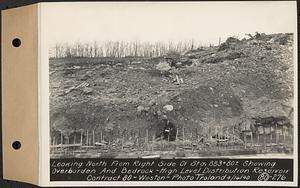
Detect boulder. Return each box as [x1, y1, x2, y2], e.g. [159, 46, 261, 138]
[156, 61, 171, 72]
[163, 105, 174, 112]
[149, 99, 156, 106]
[137, 105, 145, 114]
[82, 87, 93, 95]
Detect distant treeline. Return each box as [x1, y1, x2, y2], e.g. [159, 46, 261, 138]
[49, 40, 207, 58]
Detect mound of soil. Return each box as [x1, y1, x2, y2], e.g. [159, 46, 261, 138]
[50, 33, 294, 143]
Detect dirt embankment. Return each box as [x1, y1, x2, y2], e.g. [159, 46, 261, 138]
[50, 33, 294, 141]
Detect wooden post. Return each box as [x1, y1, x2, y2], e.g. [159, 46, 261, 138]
[221, 125, 223, 149]
[263, 127, 266, 149]
[61, 132, 63, 145]
[152, 134, 155, 152]
[74, 134, 76, 144]
[243, 132, 246, 149]
[146, 129, 149, 148]
[121, 134, 124, 151]
[270, 125, 273, 144]
[160, 135, 163, 151]
[208, 127, 210, 142]
[257, 130, 260, 145]
[162, 136, 165, 150]
[176, 128, 178, 141]
[100, 130, 103, 142]
[217, 127, 220, 150]
[182, 127, 185, 141]
[80, 130, 83, 145]
[289, 126, 293, 145]
[250, 132, 253, 147]
[283, 127, 286, 143]
[86, 130, 89, 146]
[146, 129, 149, 144]
[232, 127, 235, 149]
[92, 130, 95, 146]
[218, 37, 221, 45]
[225, 127, 230, 147]
[275, 124, 278, 144]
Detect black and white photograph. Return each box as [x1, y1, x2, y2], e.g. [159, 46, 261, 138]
[48, 2, 296, 160]
[0, 1, 297, 187]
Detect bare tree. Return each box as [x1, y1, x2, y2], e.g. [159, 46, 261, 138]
[49, 40, 204, 59]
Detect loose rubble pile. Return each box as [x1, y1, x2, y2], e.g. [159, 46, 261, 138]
[50, 33, 294, 151]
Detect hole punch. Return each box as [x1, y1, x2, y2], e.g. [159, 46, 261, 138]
[12, 141, 21, 150]
[12, 38, 21, 47]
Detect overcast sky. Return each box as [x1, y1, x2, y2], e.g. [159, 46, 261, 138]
[42, 1, 297, 46]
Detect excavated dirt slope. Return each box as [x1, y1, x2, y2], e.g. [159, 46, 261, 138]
[49, 33, 294, 142]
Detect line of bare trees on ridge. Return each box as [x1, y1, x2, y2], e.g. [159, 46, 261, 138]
[49, 40, 207, 58]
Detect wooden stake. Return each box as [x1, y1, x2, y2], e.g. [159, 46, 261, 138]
[146, 129, 149, 148]
[92, 130, 95, 146]
[275, 124, 278, 144]
[244, 133, 246, 149]
[74, 134, 76, 144]
[283, 127, 286, 143]
[263, 127, 266, 149]
[160, 135, 163, 150]
[86, 130, 89, 146]
[61, 132, 63, 145]
[216, 126, 220, 150]
[232, 127, 235, 143]
[152, 134, 155, 152]
[121, 134, 124, 151]
[80, 130, 83, 145]
[270, 125, 273, 144]
[289, 127, 292, 144]
[226, 127, 229, 148]
[146, 129, 149, 143]
[250, 132, 253, 147]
